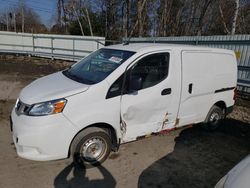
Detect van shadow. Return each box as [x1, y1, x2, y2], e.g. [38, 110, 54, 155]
[138, 118, 250, 188]
[54, 162, 116, 188]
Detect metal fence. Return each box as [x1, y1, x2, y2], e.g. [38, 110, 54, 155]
[0, 31, 105, 61]
[0, 32, 249, 94]
[126, 35, 250, 94]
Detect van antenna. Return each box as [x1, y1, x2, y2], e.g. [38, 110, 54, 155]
[123, 35, 133, 45]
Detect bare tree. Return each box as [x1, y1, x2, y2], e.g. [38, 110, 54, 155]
[127, 0, 147, 38]
[73, 5, 85, 35]
[57, 0, 68, 33]
[196, 0, 213, 35]
[47, 0, 249, 37]
[137, 0, 147, 37]
[231, 0, 239, 34]
[122, 0, 130, 38]
[19, 0, 25, 33]
[84, 7, 93, 36]
[218, 2, 230, 34]
[162, 0, 173, 36]
[105, 0, 116, 39]
[5, 11, 9, 31]
[184, 0, 196, 35]
[64, 0, 95, 36]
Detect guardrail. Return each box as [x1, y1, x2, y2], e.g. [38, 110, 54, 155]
[0, 31, 106, 61]
[125, 35, 250, 94]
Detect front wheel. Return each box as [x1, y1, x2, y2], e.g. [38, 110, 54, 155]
[71, 127, 111, 167]
[203, 105, 224, 131]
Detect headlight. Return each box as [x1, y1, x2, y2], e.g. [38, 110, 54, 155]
[28, 99, 67, 116]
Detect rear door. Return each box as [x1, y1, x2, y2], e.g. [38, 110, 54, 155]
[120, 51, 181, 142]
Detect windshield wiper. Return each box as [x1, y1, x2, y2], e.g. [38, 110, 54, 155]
[63, 70, 83, 83]
[62, 70, 95, 85]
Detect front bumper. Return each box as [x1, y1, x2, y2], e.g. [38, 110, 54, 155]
[11, 108, 78, 161]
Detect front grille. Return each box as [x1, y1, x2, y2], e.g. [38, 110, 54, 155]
[16, 100, 31, 115]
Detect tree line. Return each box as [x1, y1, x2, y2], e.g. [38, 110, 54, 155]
[53, 0, 250, 39]
[0, 0, 47, 33]
[0, 0, 249, 40]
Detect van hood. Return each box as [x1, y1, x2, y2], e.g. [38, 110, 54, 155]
[19, 72, 89, 104]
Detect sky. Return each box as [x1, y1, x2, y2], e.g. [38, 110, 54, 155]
[0, 0, 57, 28]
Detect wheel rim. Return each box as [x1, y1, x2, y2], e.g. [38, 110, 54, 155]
[80, 137, 107, 162]
[209, 112, 220, 125]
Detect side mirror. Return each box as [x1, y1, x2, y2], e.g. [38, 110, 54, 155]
[129, 76, 142, 92]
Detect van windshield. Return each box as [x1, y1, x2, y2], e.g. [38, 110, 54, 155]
[63, 48, 135, 84]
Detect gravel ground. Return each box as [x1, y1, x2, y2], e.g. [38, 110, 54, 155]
[228, 102, 250, 123]
[0, 55, 249, 188]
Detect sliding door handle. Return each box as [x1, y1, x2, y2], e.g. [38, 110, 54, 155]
[188, 83, 193, 94]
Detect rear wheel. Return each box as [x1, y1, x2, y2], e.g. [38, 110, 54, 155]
[203, 105, 224, 131]
[71, 127, 111, 167]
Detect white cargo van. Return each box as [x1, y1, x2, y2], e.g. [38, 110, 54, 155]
[11, 43, 237, 166]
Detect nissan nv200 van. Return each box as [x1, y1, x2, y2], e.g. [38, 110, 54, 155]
[11, 43, 237, 166]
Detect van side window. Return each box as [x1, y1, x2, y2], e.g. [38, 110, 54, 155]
[106, 52, 169, 99]
[129, 53, 169, 90]
[106, 74, 125, 99]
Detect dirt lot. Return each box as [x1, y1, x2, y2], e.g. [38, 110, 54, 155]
[0, 55, 249, 188]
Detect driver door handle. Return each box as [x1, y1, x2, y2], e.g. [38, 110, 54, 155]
[161, 88, 172, 95]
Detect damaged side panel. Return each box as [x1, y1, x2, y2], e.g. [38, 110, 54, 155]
[120, 119, 127, 136]
[119, 50, 182, 143]
[120, 96, 168, 142]
[161, 112, 169, 129]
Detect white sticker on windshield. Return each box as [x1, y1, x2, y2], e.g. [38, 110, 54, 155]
[109, 56, 123, 64]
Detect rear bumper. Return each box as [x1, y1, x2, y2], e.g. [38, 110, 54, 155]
[11, 108, 78, 161]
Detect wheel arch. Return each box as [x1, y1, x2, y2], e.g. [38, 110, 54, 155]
[214, 100, 227, 112]
[203, 100, 227, 123]
[68, 122, 119, 158]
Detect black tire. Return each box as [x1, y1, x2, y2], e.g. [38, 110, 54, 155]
[203, 105, 224, 131]
[71, 127, 111, 168]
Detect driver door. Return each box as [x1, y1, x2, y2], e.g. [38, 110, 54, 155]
[120, 52, 178, 142]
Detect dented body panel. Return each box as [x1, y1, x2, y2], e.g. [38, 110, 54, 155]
[120, 50, 181, 142]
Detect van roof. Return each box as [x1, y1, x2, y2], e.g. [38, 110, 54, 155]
[104, 43, 233, 54]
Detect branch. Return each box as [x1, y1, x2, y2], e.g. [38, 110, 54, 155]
[218, 3, 230, 34]
[231, 0, 240, 35]
[73, 5, 84, 36]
